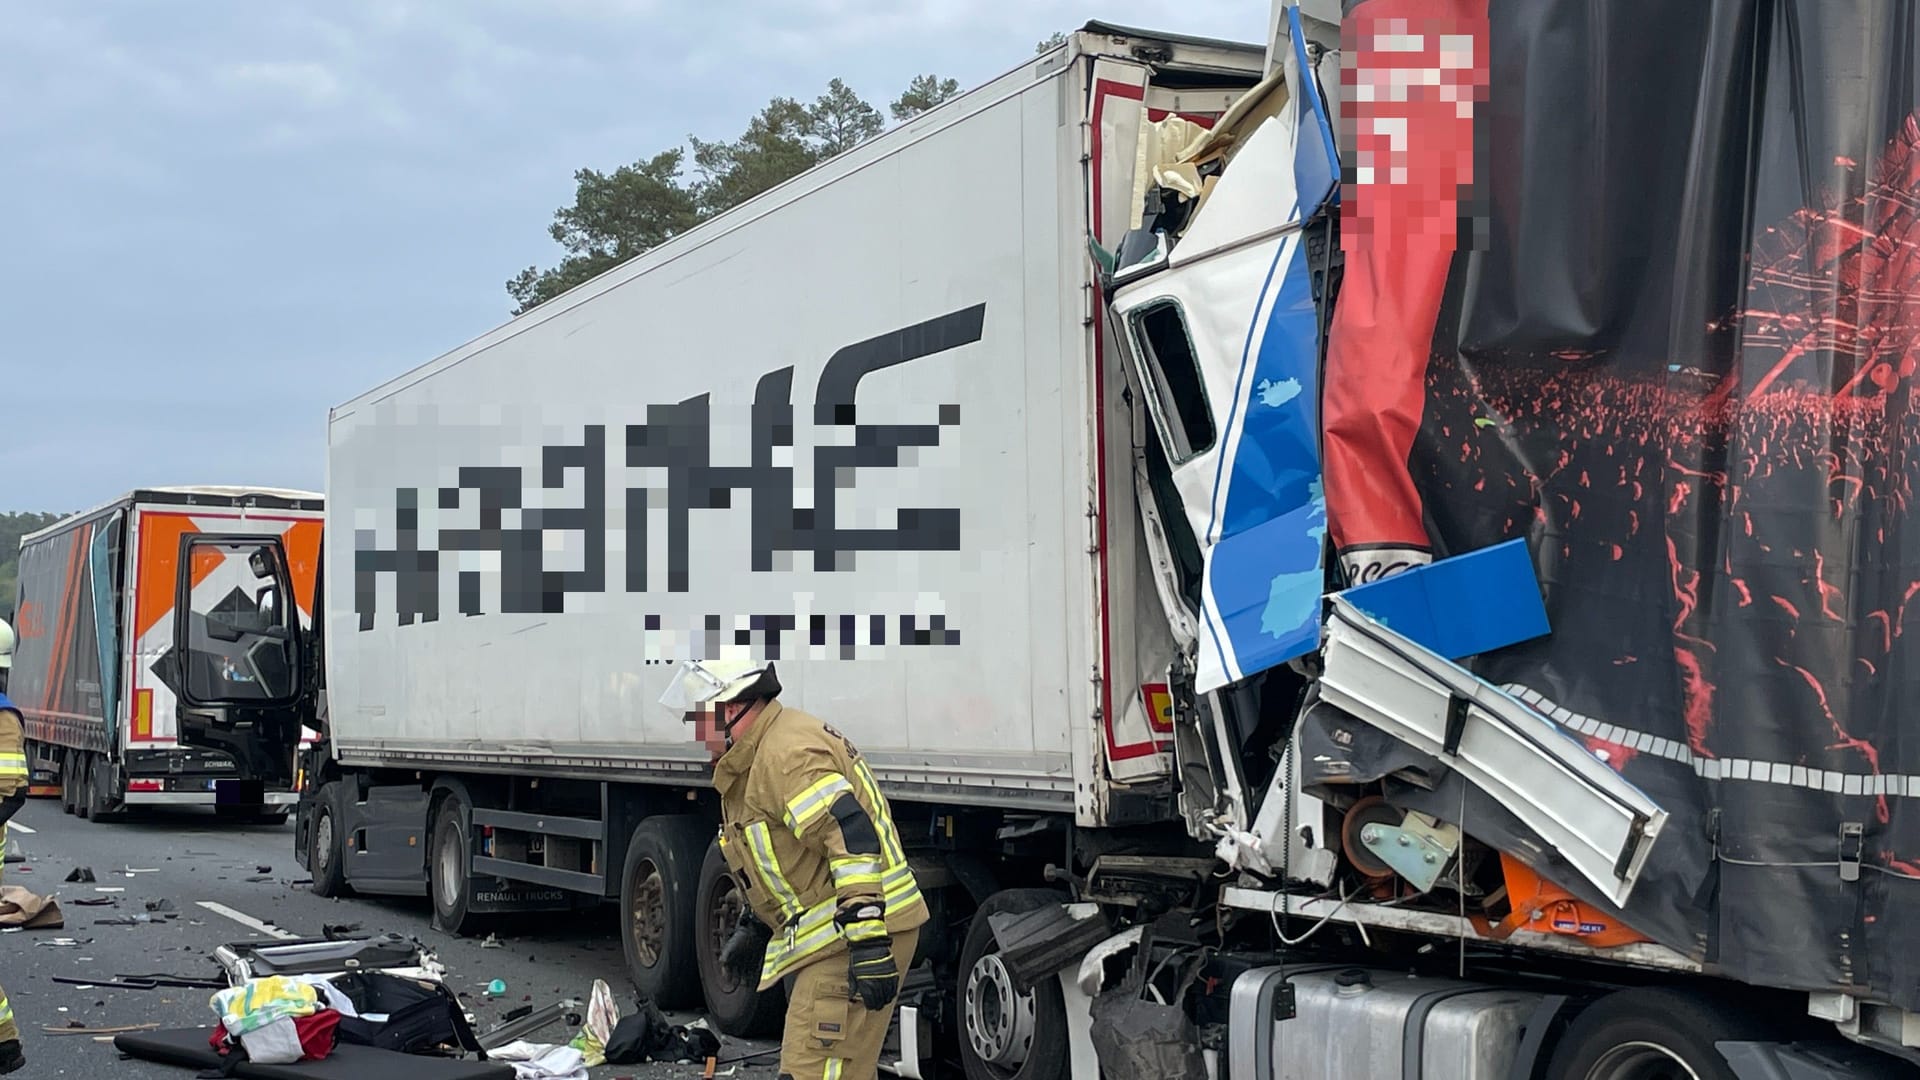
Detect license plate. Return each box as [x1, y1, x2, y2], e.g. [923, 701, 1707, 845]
[213, 780, 265, 805]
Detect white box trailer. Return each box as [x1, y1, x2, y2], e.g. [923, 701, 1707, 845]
[295, 20, 1278, 1068]
[9, 487, 321, 821]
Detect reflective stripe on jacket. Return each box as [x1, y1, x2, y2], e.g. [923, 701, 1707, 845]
[714, 700, 928, 989]
[0, 704, 24, 798]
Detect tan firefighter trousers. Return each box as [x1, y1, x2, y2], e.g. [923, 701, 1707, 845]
[779, 926, 920, 1080]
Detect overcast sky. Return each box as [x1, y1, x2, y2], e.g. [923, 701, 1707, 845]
[0, 1, 1258, 513]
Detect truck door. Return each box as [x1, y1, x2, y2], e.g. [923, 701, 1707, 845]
[163, 534, 305, 788]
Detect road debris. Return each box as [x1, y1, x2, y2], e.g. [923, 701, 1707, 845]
[0, 884, 64, 929]
[476, 998, 582, 1050]
[43, 1022, 162, 1036]
[64, 866, 95, 883]
[116, 973, 229, 989]
[490, 1040, 587, 1080]
[566, 980, 618, 1067]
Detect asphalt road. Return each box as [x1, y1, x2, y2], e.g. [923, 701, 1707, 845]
[0, 797, 783, 1079]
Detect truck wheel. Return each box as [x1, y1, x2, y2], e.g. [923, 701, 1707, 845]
[959, 889, 1070, 1080]
[694, 839, 784, 1038]
[308, 784, 350, 899]
[429, 793, 483, 935]
[86, 755, 123, 822]
[620, 815, 709, 1010]
[1545, 989, 1768, 1080]
[60, 752, 78, 816]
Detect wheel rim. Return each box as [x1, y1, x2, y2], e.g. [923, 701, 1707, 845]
[1585, 1042, 1702, 1080]
[965, 952, 1037, 1072]
[435, 819, 463, 909]
[629, 858, 666, 968]
[314, 811, 335, 876]
[707, 875, 748, 993]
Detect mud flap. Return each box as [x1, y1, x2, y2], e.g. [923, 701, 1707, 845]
[1086, 949, 1211, 1080]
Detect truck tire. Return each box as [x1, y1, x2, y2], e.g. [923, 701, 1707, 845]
[429, 793, 483, 935]
[60, 752, 78, 816]
[693, 839, 785, 1038]
[307, 784, 350, 899]
[1544, 988, 1770, 1080]
[620, 815, 710, 1010]
[958, 889, 1071, 1080]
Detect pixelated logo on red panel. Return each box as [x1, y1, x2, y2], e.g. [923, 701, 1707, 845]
[1340, 0, 1490, 247]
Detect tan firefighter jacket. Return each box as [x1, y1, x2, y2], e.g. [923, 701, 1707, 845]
[714, 699, 928, 990]
[0, 706, 24, 800]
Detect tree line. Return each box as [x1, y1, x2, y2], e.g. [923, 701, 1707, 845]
[508, 33, 1071, 314]
[0, 512, 64, 621]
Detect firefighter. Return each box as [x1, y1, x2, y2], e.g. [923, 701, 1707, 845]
[0, 687, 26, 1075]
[0, 985, 19, 1075]
[0, 616, 13, 695]
[662, 658, 926, 1080]
[0, 689, 25, 875]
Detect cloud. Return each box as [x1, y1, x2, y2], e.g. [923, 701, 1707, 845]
[221, 60, 345, 107]
[1, 0, 1276, 510]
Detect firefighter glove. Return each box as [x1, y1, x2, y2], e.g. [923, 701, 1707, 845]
[720, 909, 772, 981]
[838, 901, 898, 1010]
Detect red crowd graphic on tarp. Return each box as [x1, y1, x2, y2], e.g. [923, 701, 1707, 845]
[1401, 109, 1920, 839]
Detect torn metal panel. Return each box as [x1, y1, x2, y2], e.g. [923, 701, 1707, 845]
[1235, 719, 1338, 885]
[1075, 926, 1148, 998]
[1317, 596, 1668, 907]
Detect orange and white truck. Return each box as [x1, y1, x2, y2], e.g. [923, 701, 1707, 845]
[8, 487, 323, 822]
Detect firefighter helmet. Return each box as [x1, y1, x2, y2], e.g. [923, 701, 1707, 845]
[658, 657, 780, 716]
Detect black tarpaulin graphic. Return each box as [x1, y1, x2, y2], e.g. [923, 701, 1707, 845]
[1322, 0, 1920, 1007]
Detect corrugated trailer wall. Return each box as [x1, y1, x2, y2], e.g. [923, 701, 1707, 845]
[12, 514, 110, 753]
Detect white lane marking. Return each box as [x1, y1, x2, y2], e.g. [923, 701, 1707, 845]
[197, 901, 298, 940]
[6, 821, 34, 834]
